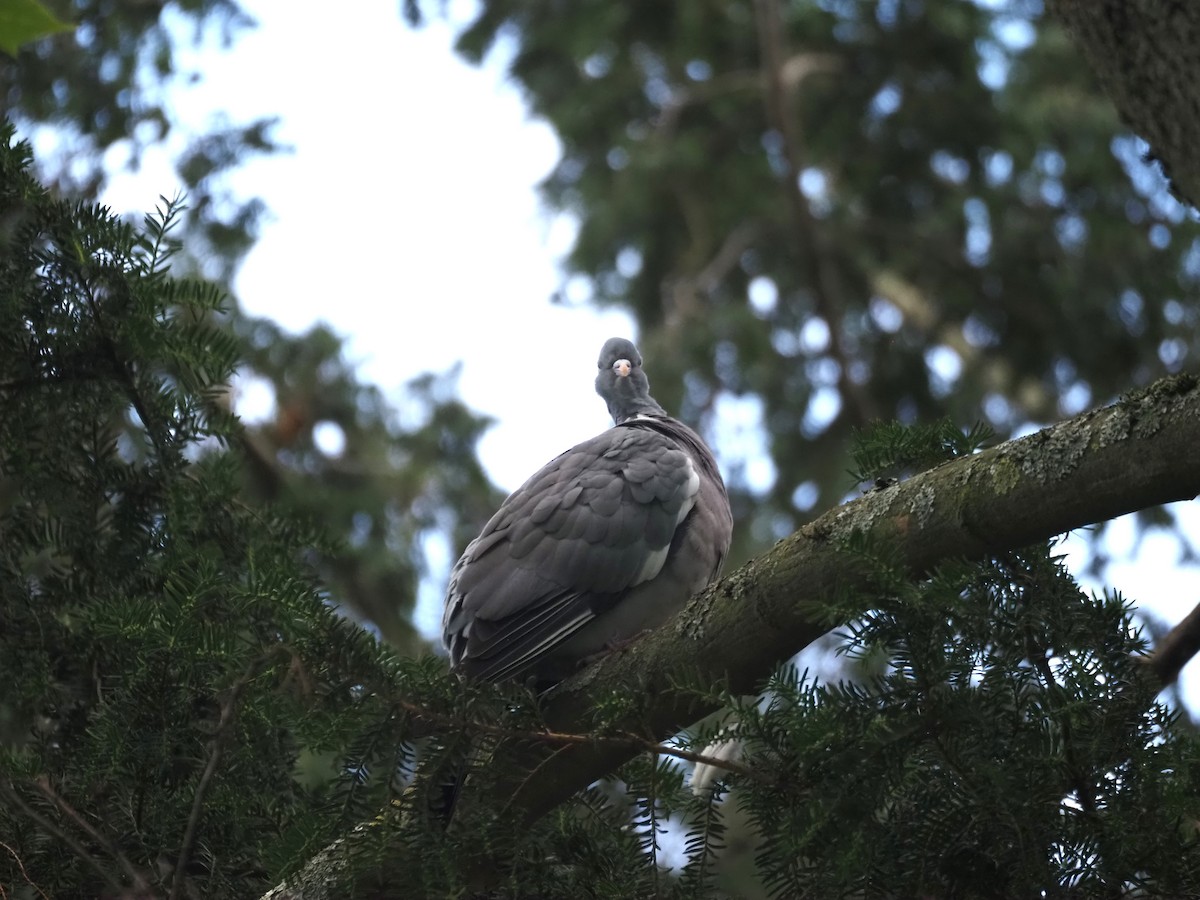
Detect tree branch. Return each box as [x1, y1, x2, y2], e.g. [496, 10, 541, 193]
[268, 373, 1200, 898]
[32, 776, 152, 891]
[0, 780, 141, 895]
[502, 374, 1200, 826]
[0, 838, 50, 900]
[392, 698, 772, 788]
[171, 659, 263, 900]
[1143, 598, 1200, 686]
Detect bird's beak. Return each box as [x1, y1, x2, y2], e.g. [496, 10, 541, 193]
[613, 358, 632, 377]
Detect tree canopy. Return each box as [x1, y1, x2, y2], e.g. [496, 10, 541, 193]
[3, 1, 1200, 897]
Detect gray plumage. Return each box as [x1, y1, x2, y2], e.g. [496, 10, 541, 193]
[442, 337, 733, 686]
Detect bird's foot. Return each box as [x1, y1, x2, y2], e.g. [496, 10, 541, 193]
[577, 630, 652, 668]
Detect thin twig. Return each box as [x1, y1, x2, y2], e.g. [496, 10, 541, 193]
[0, 838, 51, 900]
[396, 699, 771, 786]
[0, 781, 129, 895]
[32, 776, 149, 888]
[654, 56, 838, 141]
[654, 70, 759, 140]
[0, 370, 106, 392]
[171, 655, 273, 900]
[499, 740, 579, 825]
[648, 747, 660, 892]
[80, 275, 173, 465]
[695, 222, 760, 293]
[1008, 559, 1100, 818]
[1029, 650, 1099, 816]
[668, 221, 761, 321]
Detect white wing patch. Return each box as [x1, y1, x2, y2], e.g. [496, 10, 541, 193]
[633, 455, 699, 586]
[634, 545, 670, 585]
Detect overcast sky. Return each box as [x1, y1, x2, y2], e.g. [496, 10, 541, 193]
[91, 0, 1200, 702]
[100, 0, 635, 490]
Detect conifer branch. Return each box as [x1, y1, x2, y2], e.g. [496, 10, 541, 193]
[172, 654, 278, 900]
[0, 781, 141, 895]
[80, 277, 172, 465]
[31, 777, 150, 889]
[394, 698, 771, 786]
[1027, 636, 1099, 817]
[0, 838, 50, 900]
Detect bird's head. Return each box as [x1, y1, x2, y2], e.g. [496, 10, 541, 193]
[595, 337, 667, 424]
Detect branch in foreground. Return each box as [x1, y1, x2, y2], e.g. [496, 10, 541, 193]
[0, 781, 139, 896]
[0, 838, 50, 900]
[269, 373, 1200, 898]
[393, 698, 771, 788]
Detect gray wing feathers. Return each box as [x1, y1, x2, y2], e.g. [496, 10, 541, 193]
[444, 419, 723, 683]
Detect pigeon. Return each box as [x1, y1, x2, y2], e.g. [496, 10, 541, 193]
[442, 337, 733, 688]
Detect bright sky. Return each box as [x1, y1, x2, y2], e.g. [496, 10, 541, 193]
[90, 0, 1200, 702]
[101, 0, 635, 491]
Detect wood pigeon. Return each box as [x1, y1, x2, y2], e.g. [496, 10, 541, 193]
[443, 337, 733, 687]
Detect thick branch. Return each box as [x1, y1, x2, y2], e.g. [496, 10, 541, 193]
[269, 373, 1200, 898]
[1050, 0, 1200, 209]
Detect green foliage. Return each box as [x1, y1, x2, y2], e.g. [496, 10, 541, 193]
[0, 122, 447, 898]
[0, 0, 73, 57]
[359, 527, 1200, 897]
[714, 546, 1200, 897]
[0, 122, 529, 896]
[0, 0, 276, 287]
[1, 0, 501, 648]
[7, 0, 1200, 892]
[0, 3, 500, 651]
[848, 416, 994, 483]
[3, 112, 1200, 898]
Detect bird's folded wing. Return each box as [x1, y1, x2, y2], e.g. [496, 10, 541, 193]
[443, 423, 702, 681]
